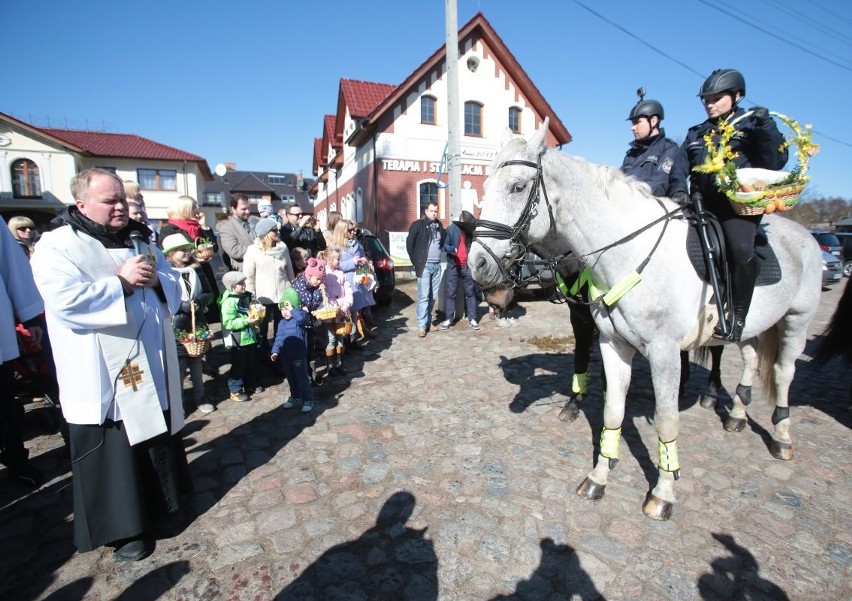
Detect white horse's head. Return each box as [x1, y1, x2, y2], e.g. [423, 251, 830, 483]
[469, 117, 555, 308]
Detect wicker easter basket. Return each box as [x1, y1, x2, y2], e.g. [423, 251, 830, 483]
[194, 237, 215, 262]
[332, 316, 353, 336]
[311, 285, 339, 321]
[181, 302, 211, 358]
[696, 111, 818, 217]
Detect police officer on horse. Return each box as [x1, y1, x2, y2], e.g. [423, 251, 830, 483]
[683, 69, 789, 342]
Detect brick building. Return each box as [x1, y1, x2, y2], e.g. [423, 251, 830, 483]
[310, 12, 570, 265]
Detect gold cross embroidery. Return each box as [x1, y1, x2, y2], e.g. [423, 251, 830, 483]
[119, 360, 145, 391]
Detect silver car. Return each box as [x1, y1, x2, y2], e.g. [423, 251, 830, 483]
[822, 250, 842, 288]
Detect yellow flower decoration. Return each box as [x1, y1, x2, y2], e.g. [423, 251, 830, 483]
[692, 111, 819, 211]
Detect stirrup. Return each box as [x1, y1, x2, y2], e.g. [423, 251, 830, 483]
[714, 316, 744, 342]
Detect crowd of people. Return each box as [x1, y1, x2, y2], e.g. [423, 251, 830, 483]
[0, 66, 787, 564]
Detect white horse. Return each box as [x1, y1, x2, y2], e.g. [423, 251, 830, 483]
[469, 119, 822, 520]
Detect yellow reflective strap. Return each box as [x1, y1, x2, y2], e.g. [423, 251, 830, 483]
[602, 271, 642, 307]
[556, 271, 568, 295]
[658, 438, 680, 472]
[599, 427, 622, 459]
[572, 372, 588, 395]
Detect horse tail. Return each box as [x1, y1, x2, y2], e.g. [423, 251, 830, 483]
[812, 277, 852, 367]
[758, 325, 781, 406]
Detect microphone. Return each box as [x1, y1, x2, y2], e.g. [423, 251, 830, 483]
[129, 230, 144, 256]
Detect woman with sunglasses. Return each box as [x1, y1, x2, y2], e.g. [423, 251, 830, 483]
[7, 216, 37, 257]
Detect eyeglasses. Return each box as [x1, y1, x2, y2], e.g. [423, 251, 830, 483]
[347, 228, 357, 233]
[17, 226, 34, 232]
[289, 212, 303, 217]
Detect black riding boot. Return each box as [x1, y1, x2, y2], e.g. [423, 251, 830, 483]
[715, 257, 757, 342]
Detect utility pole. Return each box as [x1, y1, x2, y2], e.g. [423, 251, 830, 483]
[445, 0, 461, 220]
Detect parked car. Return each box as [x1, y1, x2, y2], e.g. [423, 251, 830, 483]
[359, 229, 396, 306]
[519, 252, 556, 298]
[811, 231, 843, 259]
[833, 232, 852, 277]
[822, 250, 842, 288]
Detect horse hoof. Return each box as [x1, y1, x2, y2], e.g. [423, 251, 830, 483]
[770, 441, 793, 460]
[724, 417, 747, 432]
[558, 402, 580, 423]
[642, 492, 674, 521]
[576, 477, 605, 501]
[699, 396, 716, 410]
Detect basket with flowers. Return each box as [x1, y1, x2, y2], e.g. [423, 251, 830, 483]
[174, 302, 212, 357]
[194, 237, 215, 262]
[692, 111, 819, 216]
[311, 284, 339, 321]
[247, 301, 267, 322]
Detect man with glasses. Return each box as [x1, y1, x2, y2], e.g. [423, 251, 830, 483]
[281, 203, 326, 257]
[218, 194, 256, 270]
[406, 202, 445, 338]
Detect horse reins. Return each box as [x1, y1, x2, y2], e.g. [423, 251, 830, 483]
[473, 155, 688, 295]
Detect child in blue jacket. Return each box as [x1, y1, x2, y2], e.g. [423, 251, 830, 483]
[271, 287, 314, 413]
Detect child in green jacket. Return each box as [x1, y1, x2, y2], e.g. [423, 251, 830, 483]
[220, 271, 261, 402]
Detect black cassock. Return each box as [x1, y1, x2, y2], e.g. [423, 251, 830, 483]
[68, 411, 190, 552]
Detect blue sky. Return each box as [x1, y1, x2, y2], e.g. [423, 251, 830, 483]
[6, 1, 851, 200]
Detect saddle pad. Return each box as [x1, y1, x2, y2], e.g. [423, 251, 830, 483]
[686, 224, 781, 287]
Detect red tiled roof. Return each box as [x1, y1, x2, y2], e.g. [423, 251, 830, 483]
[312, 138, 323, 176]
[340, 79, 395, 119]
[323, 115, 341, 149]
[37, 127, 205, 162]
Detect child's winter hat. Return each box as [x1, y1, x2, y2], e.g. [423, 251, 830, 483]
[304, 258, 326, 279]
[222, 271, 247, 290]
[278, 287, 300, 309]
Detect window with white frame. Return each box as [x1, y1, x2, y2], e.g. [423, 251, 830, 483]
[464, 101, 483, 136]
[137, 168, 177, 191]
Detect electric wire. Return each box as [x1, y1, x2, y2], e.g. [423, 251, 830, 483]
[569, 0, 852, 149]
[697, 0, 852, 73]
[758, 0, 852, 47]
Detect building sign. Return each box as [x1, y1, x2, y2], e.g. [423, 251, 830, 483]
[382, 160, 489, 176]
[387, 231, 413, 268]
[460, 146, 497, 161]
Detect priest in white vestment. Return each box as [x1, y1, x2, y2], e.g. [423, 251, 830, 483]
[31, 168, 187, 562]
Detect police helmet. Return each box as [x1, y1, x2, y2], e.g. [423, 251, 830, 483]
[699, 69, 746, 98]
[627, 99, 664, 121]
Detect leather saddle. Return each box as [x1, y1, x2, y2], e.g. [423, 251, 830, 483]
[686, 217, 782, 289]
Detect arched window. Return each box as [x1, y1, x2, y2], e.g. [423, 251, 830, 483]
[419, 181, 438, 216]
[12, 159, 42, 198]
[464, 101, 483, 136]
[508, 107, 521, 134]
[421, 95, 436, 125]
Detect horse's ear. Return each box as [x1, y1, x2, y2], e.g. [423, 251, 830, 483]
[527, 116, 550, 157]
[500, 127, 515, 148]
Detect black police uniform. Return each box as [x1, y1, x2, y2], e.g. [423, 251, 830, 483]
[621, 129, 689, 201]
[683, 106, 788, 340]
[683, 107, 788, 264]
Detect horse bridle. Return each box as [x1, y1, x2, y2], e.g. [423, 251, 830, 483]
[472, 158, 558, 288]
[472, 155, 688, 294]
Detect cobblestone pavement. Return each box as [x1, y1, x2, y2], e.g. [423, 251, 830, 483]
[1, 278, 850, 600]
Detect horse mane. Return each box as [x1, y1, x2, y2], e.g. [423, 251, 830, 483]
[542, 147, 659, 205]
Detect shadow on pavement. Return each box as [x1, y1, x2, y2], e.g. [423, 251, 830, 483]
[275, 491, 438, 600]
[697, 533, 790, 600]
[488, 537, 603, 601]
